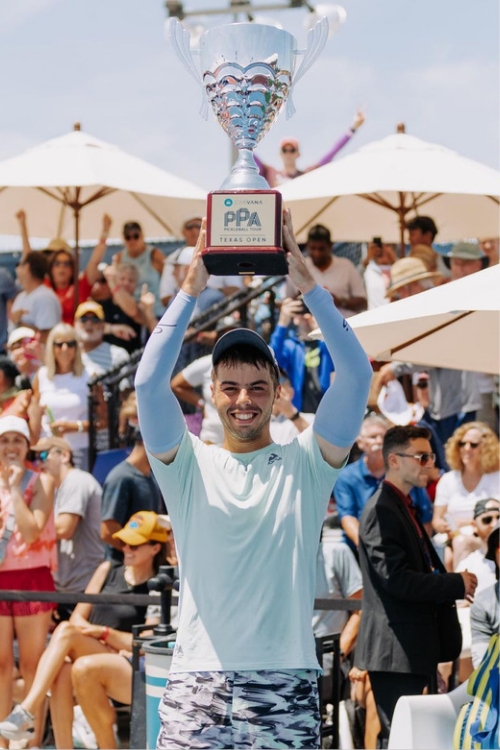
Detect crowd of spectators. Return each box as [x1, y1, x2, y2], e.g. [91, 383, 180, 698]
[0, 209, 498, 749]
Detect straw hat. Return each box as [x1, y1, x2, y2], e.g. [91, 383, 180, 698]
[46, 238, 72, 254]
[409, 244, 438, 272]
[385, 257, 442, 298]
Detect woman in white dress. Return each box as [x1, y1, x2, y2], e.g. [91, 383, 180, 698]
[31, 324, 90, 470]
[433, 421, 500, 570]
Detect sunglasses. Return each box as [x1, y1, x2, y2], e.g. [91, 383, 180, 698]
[458, 441, 481, 449]
[78, 315, 101, 324]
[281, 147, 297, 153]
[477, 514, 499, 525]
[124, 232, 140, 241]
[54, 340, 77, 348]
[395, 452, 436, 466]
[52, 260, 73, 268]
[9, 338, 35, 350]
[184, 222, 201, 231]
[122, 541, 158, 550]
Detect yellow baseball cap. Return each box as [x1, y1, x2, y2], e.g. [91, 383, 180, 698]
[112, 512, 170, 545]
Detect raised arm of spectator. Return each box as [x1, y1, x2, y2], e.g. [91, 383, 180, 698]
[311, 110, 366, 170]
[16, 210, 31, 262]
[84, 214, 112, 285]
[135, 222, 209, 463]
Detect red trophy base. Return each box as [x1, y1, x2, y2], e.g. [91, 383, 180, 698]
[203, 190, 288, 276]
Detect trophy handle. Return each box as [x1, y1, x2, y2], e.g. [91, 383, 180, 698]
[167, 18, 209, 120]
[286, 17, 329, 119]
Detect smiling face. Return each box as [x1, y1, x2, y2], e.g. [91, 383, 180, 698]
[53, 336, 78, 371]
[211, 361, 279, 452]
[122, 540, 160, 569]
[75, 315, 105, 345]
[458, 427, 484, 469]
[0, 431, 29, 468]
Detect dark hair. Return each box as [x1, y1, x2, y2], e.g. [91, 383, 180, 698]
[212, 345, 279, 388]
[0, 356, 20, 385]
[24, 251, 49, 281]
[406, 216, 438, 240]
[152, 542, 168, 575]
[382, 425, 431, 469]
[307, 224, 332, 245]
[123, 221, 142, 235]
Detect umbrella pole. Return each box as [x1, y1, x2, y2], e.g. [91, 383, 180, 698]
[74, 204, 80, 311]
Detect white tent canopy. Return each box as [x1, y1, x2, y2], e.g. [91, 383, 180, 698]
[0, 125, 206, 241]
[279, 131, 500, 244]
[333, 265, 500, 374]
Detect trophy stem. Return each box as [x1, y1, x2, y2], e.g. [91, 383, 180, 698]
[220, 148, 270, 190]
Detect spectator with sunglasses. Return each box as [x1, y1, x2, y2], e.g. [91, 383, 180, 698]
[30, 435, 103, 618]
[355, 425, 477, 744]
[115, 221, 165, 318]
[456, 498, 500, 593]
[30, 323, 91, 470]
[254, 110, 366, 188]
[16, 210, 111, 325]
[6, 327, 41, 387]
[433, 422, 500, 570]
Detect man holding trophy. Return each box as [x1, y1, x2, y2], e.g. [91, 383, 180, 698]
[136, 206, 372, 747]
[135, 17, 371, 749]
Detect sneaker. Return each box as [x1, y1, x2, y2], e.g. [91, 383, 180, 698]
[0, 705, 35, 741]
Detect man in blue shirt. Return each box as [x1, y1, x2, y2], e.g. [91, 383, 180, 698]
[335, 415, 433, 552]
[270, 296, 334, 413]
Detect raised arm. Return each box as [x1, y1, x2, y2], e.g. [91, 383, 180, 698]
[135, 223, 209, 463]
[282, 210, 372, 468]
[16, 210, 32, 261]
[84, 214, 112, 285]
[310, 110, 366, 171]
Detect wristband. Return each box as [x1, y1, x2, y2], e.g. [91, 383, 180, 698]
[100, 626, 110, 643]
[100, 232, 109, 241]
[290, 411, 301, 422]
[77, 420, 84, 433]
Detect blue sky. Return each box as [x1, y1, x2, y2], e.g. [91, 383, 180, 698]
[0, 0, 498, 196]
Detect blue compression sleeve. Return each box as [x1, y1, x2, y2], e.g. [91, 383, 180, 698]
[303, 285, 372, 447]
[135, 290, 196, 454]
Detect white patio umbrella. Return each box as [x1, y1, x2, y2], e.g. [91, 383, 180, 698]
[279, 128, 500, 247]
[318, 265, 500, 374]
[0, 123, 206, 270]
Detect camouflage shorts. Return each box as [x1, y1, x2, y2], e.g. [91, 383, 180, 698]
[157, 669, 321, 749]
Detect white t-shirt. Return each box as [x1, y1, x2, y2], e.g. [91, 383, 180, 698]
[37, 367, 89, 451]
[148, 427, 341, 673]
[269, 413, 315, 445]
[434, 470, 500, 525]
[456, 550, 496, 594]
[286, 256, 366, 318]
[11, 285, 61, 331]
[182, 355, 222, 445]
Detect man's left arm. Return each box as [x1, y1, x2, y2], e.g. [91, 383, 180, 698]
[283, 211, 372, 468]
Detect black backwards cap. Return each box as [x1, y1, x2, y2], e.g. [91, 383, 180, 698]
[212, 329, 280, 379]
[473, 498, 500, 519]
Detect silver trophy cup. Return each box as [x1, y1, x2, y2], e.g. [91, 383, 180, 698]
[169, 19, 329, 275]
